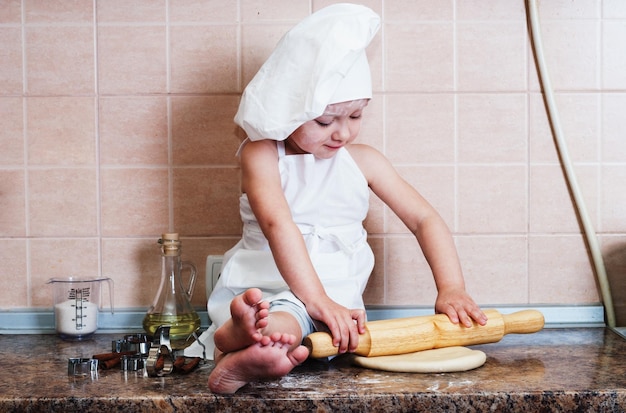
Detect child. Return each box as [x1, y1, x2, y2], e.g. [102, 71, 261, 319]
[200, 4, 487, 394]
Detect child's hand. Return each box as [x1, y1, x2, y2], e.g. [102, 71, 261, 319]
[435, 289, 487, 328]
[305, 296, 366, 354]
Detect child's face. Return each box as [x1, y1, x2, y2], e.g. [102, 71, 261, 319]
[285, 99, 368, 159]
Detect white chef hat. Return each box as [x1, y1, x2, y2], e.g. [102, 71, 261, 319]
[234, 3, 380, 142]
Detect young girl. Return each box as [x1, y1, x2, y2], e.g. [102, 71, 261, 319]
[200, 4, 487, 394]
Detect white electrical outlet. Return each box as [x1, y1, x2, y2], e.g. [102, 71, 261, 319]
[205, 255, 223, 297]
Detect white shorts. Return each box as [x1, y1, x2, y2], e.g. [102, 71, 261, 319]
[269, 298, 317, 338]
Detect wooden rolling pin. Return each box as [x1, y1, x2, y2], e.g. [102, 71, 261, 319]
[303, 309, 544, 358]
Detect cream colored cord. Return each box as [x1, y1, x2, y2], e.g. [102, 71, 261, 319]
[527, 0, 615, 327]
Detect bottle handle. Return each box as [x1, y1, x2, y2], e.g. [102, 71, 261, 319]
[181, 261, 197, 299]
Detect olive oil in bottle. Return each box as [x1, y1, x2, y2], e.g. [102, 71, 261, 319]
[143, 313, 201, 349]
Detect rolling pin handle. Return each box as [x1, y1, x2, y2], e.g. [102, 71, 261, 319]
[502, 309, 545, 335]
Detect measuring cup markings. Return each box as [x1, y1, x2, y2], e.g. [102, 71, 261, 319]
[68, 287, 91, 330]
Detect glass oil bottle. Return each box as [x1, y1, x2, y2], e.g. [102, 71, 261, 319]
[142, 233, 201, 349]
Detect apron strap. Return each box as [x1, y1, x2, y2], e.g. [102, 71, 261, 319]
[277, 140, 286, 157]
[296, 223, 367, 256]
[243, 220, 367, 256]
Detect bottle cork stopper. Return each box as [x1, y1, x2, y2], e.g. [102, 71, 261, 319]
[162, 233, 179, 241]
[159, 233, 181, 255]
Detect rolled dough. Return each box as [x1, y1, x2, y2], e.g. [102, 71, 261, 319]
[352, 346, 486, 373]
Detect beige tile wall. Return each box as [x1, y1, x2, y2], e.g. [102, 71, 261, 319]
[1, 0, 625, 312]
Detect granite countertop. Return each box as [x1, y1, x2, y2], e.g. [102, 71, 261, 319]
[0, 328, 625, 412]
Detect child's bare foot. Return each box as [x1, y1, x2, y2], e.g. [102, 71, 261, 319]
[214, 288, 270, 354]
[208, 332, 310, 394]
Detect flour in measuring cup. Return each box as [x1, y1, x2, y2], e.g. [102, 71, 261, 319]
[54, 299, 98, 336]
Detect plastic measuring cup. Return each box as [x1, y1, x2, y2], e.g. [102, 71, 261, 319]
[47, 277, 114, 340]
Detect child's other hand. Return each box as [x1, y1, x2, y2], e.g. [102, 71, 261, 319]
[305, 297, 366, 354]
[435, 289, 487, 328]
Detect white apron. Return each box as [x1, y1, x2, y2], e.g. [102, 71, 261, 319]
[185, 141, 374, 359]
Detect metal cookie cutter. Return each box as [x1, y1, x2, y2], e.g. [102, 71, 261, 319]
[146, 325, 174, 377]
[121, 354, 145, 371]
[113, 333, 151, 356]
[68, 357, 98, 378]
